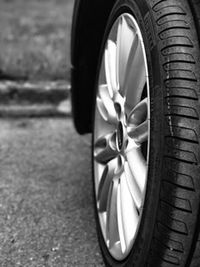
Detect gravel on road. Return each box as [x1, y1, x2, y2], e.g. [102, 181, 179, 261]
[0, 118, 104, 267]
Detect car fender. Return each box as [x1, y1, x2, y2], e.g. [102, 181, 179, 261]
[71, 0, 116, 134]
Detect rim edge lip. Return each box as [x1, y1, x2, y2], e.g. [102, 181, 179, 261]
[93, 12, 151, 261]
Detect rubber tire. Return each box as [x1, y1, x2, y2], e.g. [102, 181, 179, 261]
[92, 0, 200, 266]
[187, 2, 200, 267]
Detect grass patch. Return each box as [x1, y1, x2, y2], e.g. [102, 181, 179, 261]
[0, 0, 74, 81]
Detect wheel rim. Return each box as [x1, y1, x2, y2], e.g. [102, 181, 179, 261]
[93, 13, 150, 261]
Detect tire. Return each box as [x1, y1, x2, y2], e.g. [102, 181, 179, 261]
[91, 0, 200, 267]
[186, 2, 200, 267]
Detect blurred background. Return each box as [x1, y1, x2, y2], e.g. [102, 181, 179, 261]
[0, 0, 74, 117]
[0, 1, 104, 266]
[0, 0, 73, 81]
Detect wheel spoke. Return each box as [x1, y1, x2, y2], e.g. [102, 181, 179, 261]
[124, 162, 143, 209]
[98, 158, 118, 212]
[127, 98, 148, 144]
[128, 120, 148, 144]
[119, 173, 140, 248]
[116, 16, 134, 92]
[105, 40, 118, 94]
[126, 147, 147, 193]
[94, 133, 118, 164]
[128, 98, 148, 126]
[106, 179, 120, 249]
[97, 84, 118, 124]
[124, 39, 146, 107]
[117, 182, 126, 253]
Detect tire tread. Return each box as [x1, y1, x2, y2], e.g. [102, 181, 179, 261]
[146, 0, 200, 266]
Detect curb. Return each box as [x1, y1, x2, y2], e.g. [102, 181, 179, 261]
[0, 80, 71, 117]
[0, 102, 71, 118]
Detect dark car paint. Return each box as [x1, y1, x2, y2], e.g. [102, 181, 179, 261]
[71, 0, 116, 134]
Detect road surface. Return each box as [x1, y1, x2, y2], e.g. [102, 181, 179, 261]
[0, 118, 104, 267]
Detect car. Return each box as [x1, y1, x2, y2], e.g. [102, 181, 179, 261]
[71, 0, 200, 266]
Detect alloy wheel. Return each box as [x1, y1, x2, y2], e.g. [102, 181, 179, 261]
[93, 13, 150, 261]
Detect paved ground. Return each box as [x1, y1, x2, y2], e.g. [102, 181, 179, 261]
[0, 118, 104, 267]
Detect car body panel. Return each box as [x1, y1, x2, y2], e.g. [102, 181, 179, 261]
[71, 0, 116, 134]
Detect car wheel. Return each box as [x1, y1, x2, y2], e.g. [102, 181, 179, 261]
[92, 0, 200, 266]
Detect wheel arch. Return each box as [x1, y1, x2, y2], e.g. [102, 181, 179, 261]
[71, 0, 116, 134]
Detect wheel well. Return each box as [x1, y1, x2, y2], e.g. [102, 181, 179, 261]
[71, 0, 116, 134]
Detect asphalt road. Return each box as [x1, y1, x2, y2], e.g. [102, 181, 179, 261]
[0, 118, 104, 267]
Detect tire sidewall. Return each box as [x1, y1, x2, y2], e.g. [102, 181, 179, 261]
[92, 0, 165, 266]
